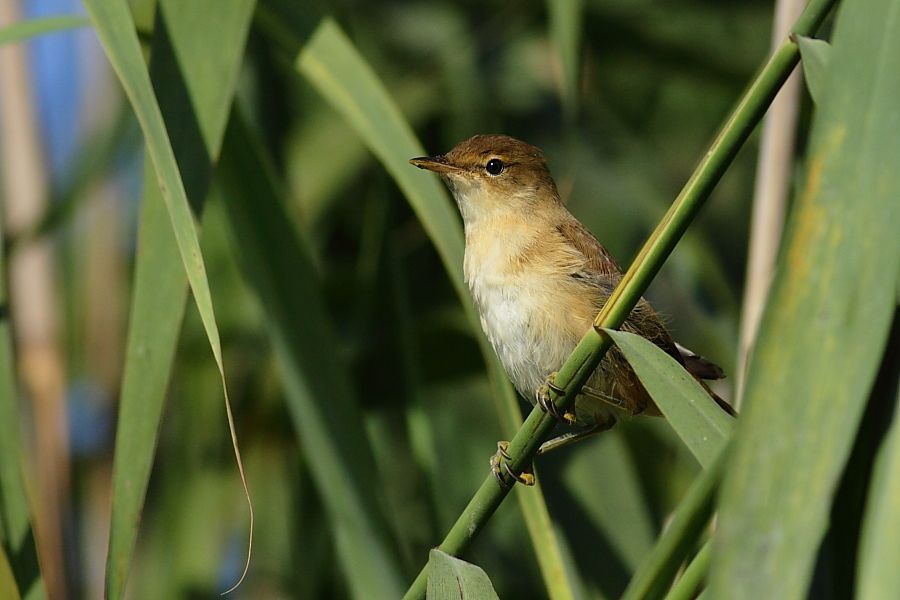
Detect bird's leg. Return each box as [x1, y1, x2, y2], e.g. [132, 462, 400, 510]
[536, 372, 578, 425]
[537, 414, 617, 456]
[490, 441, 535, 490]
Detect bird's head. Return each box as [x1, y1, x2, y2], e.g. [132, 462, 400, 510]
[410, 134, 560, 226]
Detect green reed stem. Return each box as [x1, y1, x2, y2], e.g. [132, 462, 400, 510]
[664, 541, 713, 600]
[403, 0, 837, 597]
[622, 449, 724, 600]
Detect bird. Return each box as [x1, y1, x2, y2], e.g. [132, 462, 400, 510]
[410, 134, 734, 480]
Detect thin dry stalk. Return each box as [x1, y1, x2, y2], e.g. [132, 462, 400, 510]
[736, 0, 806, 407]
[0, 3, 69, 598]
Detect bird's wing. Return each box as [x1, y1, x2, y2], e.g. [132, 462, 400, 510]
[555, 219, 622, 276]
[555, 217, 685, 365]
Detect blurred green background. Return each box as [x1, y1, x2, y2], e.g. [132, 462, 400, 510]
[0, 0, 799, 598]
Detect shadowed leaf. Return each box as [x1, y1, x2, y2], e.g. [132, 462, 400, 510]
[217, 110, 406, 599]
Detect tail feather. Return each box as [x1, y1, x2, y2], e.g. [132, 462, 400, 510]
[676, 342, 726, 380]
[674, 343, 736, 417]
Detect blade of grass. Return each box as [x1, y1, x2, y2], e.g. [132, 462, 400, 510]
[0, 185, 44, 600]
[605, 329, 733, 468]
[217, 109, 406, 599]
[0, 14, 88, 47]
[711, 0, 900, 596]
[402, 0, 837, 596]
[296, 19, 580, 600]
[102, 1, 255, 597]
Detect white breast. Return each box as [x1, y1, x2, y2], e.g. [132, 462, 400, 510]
[464, 228, 574, 401]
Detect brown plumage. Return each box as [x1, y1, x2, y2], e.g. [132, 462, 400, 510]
[411, 134, 734, 426]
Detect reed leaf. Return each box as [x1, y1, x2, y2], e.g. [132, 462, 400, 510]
[101, 1, 254, 597]
[711, 0, 900, 596]
[605, 329, 733, 468]
[428, 550, 499, 600]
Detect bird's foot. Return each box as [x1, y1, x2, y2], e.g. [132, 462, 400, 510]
[490, 441, 535, 490]
[536, 373, 577, 425]
[537, 414, 617, 456]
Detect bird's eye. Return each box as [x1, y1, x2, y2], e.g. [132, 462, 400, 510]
[485, 158, 504, 175]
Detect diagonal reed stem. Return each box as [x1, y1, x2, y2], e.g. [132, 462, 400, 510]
[403, 1, 836, 597]
[622, 449, 725, 600]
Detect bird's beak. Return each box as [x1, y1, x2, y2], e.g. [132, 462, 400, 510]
[409, 155, 463, 175]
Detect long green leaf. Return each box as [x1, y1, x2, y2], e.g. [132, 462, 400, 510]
[0, 15, 88, 47]
[711, 0, 900, 595]
[296, 19, 579, 600]
[102, 1, 255, 597]
[0, 179, 43, 600]
[427, 549, 499, 600]
[83, 0, 232, 404]
[605, 329, 733, 468]
[858, 384, 900, 598]
[217, 110, 406, 599]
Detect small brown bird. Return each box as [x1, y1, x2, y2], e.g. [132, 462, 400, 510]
[410, 135, 733, 439]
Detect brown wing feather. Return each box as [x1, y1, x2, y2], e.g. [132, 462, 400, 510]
[555, 219, 621, 276]
[556, 216, 684, 365]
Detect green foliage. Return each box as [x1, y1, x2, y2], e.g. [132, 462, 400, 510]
[711, 0, 900, 595]
[427, 550, 499, 600]
[218, 111, 405, 598]
[101, 2, 254, 597]
[605, 329, 733, 468]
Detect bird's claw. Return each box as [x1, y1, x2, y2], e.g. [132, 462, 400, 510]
[490, 441, 535, 490]
[536, 373, 577, 425]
